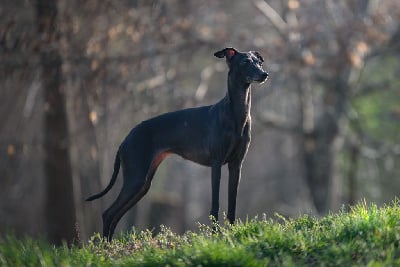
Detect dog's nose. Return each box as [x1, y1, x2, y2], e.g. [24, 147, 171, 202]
[262, 72, 269, 81]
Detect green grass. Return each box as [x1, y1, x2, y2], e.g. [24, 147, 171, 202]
[2, 201, 400, 266]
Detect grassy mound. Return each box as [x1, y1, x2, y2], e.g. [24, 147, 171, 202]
[1, 201, 400, 266]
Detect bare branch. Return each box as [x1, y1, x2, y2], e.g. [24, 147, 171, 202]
[195, 62, 224, 101]
[360, 144, 400, 159]
[252, 0, 287, 37]
[132, 69, 176, 92]
[23, 71, 41, 119]
[255, 111, 303, 134]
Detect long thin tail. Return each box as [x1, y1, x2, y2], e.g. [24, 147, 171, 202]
[86, 151, 121, 201]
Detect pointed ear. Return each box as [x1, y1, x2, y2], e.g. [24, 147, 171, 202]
[252, 51, 264, 63]
[214, 47, 238, 60]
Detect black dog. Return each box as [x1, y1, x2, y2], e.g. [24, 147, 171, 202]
[86, 48, 269, 241]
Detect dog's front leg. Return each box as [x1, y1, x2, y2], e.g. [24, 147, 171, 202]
[227, 161, 241, 224]
[210, 163, 222, 222]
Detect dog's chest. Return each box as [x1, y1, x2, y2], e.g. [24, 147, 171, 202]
[223, 120, 251, 163]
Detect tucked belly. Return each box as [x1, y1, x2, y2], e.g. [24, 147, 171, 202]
[174, 145, 213, 167]
[173, 135, 243, 167]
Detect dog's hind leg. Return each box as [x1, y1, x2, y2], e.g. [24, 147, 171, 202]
[102, 176, 145, 241]
[102, 150, 170, 241]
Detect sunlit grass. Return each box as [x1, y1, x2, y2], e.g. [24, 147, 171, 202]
[1, 201, 400, 266]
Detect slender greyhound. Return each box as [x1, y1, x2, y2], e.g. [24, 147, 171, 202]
[86, 47, 269, 241]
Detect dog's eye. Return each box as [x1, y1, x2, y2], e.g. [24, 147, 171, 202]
[240, 59, 251, 65]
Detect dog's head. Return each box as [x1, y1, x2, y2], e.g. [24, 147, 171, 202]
[214, 47, 269, 84]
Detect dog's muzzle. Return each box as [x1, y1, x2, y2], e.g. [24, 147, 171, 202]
[256, 72, 269, 83]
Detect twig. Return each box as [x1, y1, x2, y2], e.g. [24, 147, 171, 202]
[252, 0, 287, 38]
[256, 111, 303, 134]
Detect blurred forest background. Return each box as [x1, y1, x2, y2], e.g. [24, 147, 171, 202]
[1, 0, 400, 245]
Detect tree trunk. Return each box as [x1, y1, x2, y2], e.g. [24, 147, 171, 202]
[68, 82, 103, 240]
[347, 144, 360, 206]
[303, 130, 336, 213]
[36, 0, 76, 245]
[303, 78, 348, 214]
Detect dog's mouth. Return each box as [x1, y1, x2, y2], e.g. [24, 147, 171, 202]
[250, 72, 269, 84]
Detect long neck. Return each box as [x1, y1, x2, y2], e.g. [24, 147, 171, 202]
[226, 73, 251, 135]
